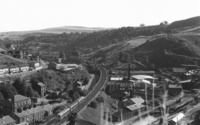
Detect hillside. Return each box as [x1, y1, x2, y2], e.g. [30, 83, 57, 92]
[0, 54, 28, 68]
[15, 25, 166, 55]
[167, 16, 200, 30]
[0, 26, 107, 41]
[1, 16, 200, 69]
[88, 33, 200, 69]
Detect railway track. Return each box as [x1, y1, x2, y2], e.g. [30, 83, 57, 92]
[41, 65, 107, 125]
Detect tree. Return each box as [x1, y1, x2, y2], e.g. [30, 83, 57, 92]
[160, 21, 168, 25]
[95, 96, 104, 103]
[13, 78, 39, 97]
[0, 92, 4, 100]
[68, 112, 77, 125]
[13, 78, 27, 95]
[0, 83, 17, 99]
[88, 101, 97, 109]
[140, 24, 145, 27]
[82, 78, 89, 86]
[26, 86, 39, 97]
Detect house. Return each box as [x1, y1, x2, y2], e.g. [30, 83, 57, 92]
[172, 68, 187, 79]
[132, 75, 157, 84]
[112, 97, 146, 123]
[29, 61, 40, 70]
[43, 104, 53, 115]
[8, 66, 20, 74]
[38, 82, 46, 97]
[168, 112, 184, 125]
[109, 76, 123, 81]
[1, 95, 31, 114]
[0, 115, 16, 125]
[11, 107, 45, 124]
[122, 97, 144, 107]
[106, 80, 134, 93]
[7, 49, 23, 59]
[0, 66, 9, 75]
[168, 84, 182, 96]
[48, 62, 79, 71]
[10, 104, 52, 125]
[19, 64, 29, 72]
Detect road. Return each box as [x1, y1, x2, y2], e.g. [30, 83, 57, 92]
[41, 65, 107, 125]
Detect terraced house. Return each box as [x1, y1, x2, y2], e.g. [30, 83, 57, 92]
[10, 105, 51, 125]
[0, 94, 31, 115]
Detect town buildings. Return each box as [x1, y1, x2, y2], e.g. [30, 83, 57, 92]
[29, 61, 41, 70]
[0, 94, 52, 125]
[112, 96, 146, 123]
[48, 62, 81, 71]
[0, 95, 31, 115]
[32, 82, 46, 97]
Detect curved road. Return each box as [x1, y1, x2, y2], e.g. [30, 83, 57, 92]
[42, 65, 107, 125]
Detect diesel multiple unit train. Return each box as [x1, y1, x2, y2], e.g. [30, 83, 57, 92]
[56, 96, 85, 120]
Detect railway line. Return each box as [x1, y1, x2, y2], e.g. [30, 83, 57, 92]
[41, 64, 107, 125]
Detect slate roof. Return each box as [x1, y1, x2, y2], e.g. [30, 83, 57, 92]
[131, 71, 155, 74]
[0, 115, 15, 125]
[43, 104, 53, 111]
[132, 75, 156, 80]
[14, 94, 30, 102]
[123, 97, 144, 106]
[168, 84, 182, 89]
[126, 104, 145, 111]
[14, 104, 51, 118]
[172, 68, 186, 73]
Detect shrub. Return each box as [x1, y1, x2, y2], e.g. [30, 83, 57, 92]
[89, 101, 97, 109]
[95, 96, 104, 103]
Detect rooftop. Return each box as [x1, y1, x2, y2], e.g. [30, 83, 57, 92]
[131, 71, 155, 74]
[38, 82, 45, 87]
[43, 104, 53, 111]
[168, 84, 182, 89]
[132, 75, 157, 80]
[123, 96, 144, 106]
[14, 104, 51, 118]
[0, 115, 15, 125]
[13, 94, 30, 102]
[179, 79, 192, 84]
[172, 112, 184, 122]
[172, 68, 186, 73]
[135, 79, 151, 84]
[126, 104, 145, 111]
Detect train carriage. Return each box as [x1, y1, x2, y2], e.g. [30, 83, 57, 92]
[76, 96, 85, 106]
[70, 101, 79, 111]
[56, 108, 70, 120]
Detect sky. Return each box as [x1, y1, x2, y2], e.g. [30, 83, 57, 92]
[0, 0, 199, 32]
